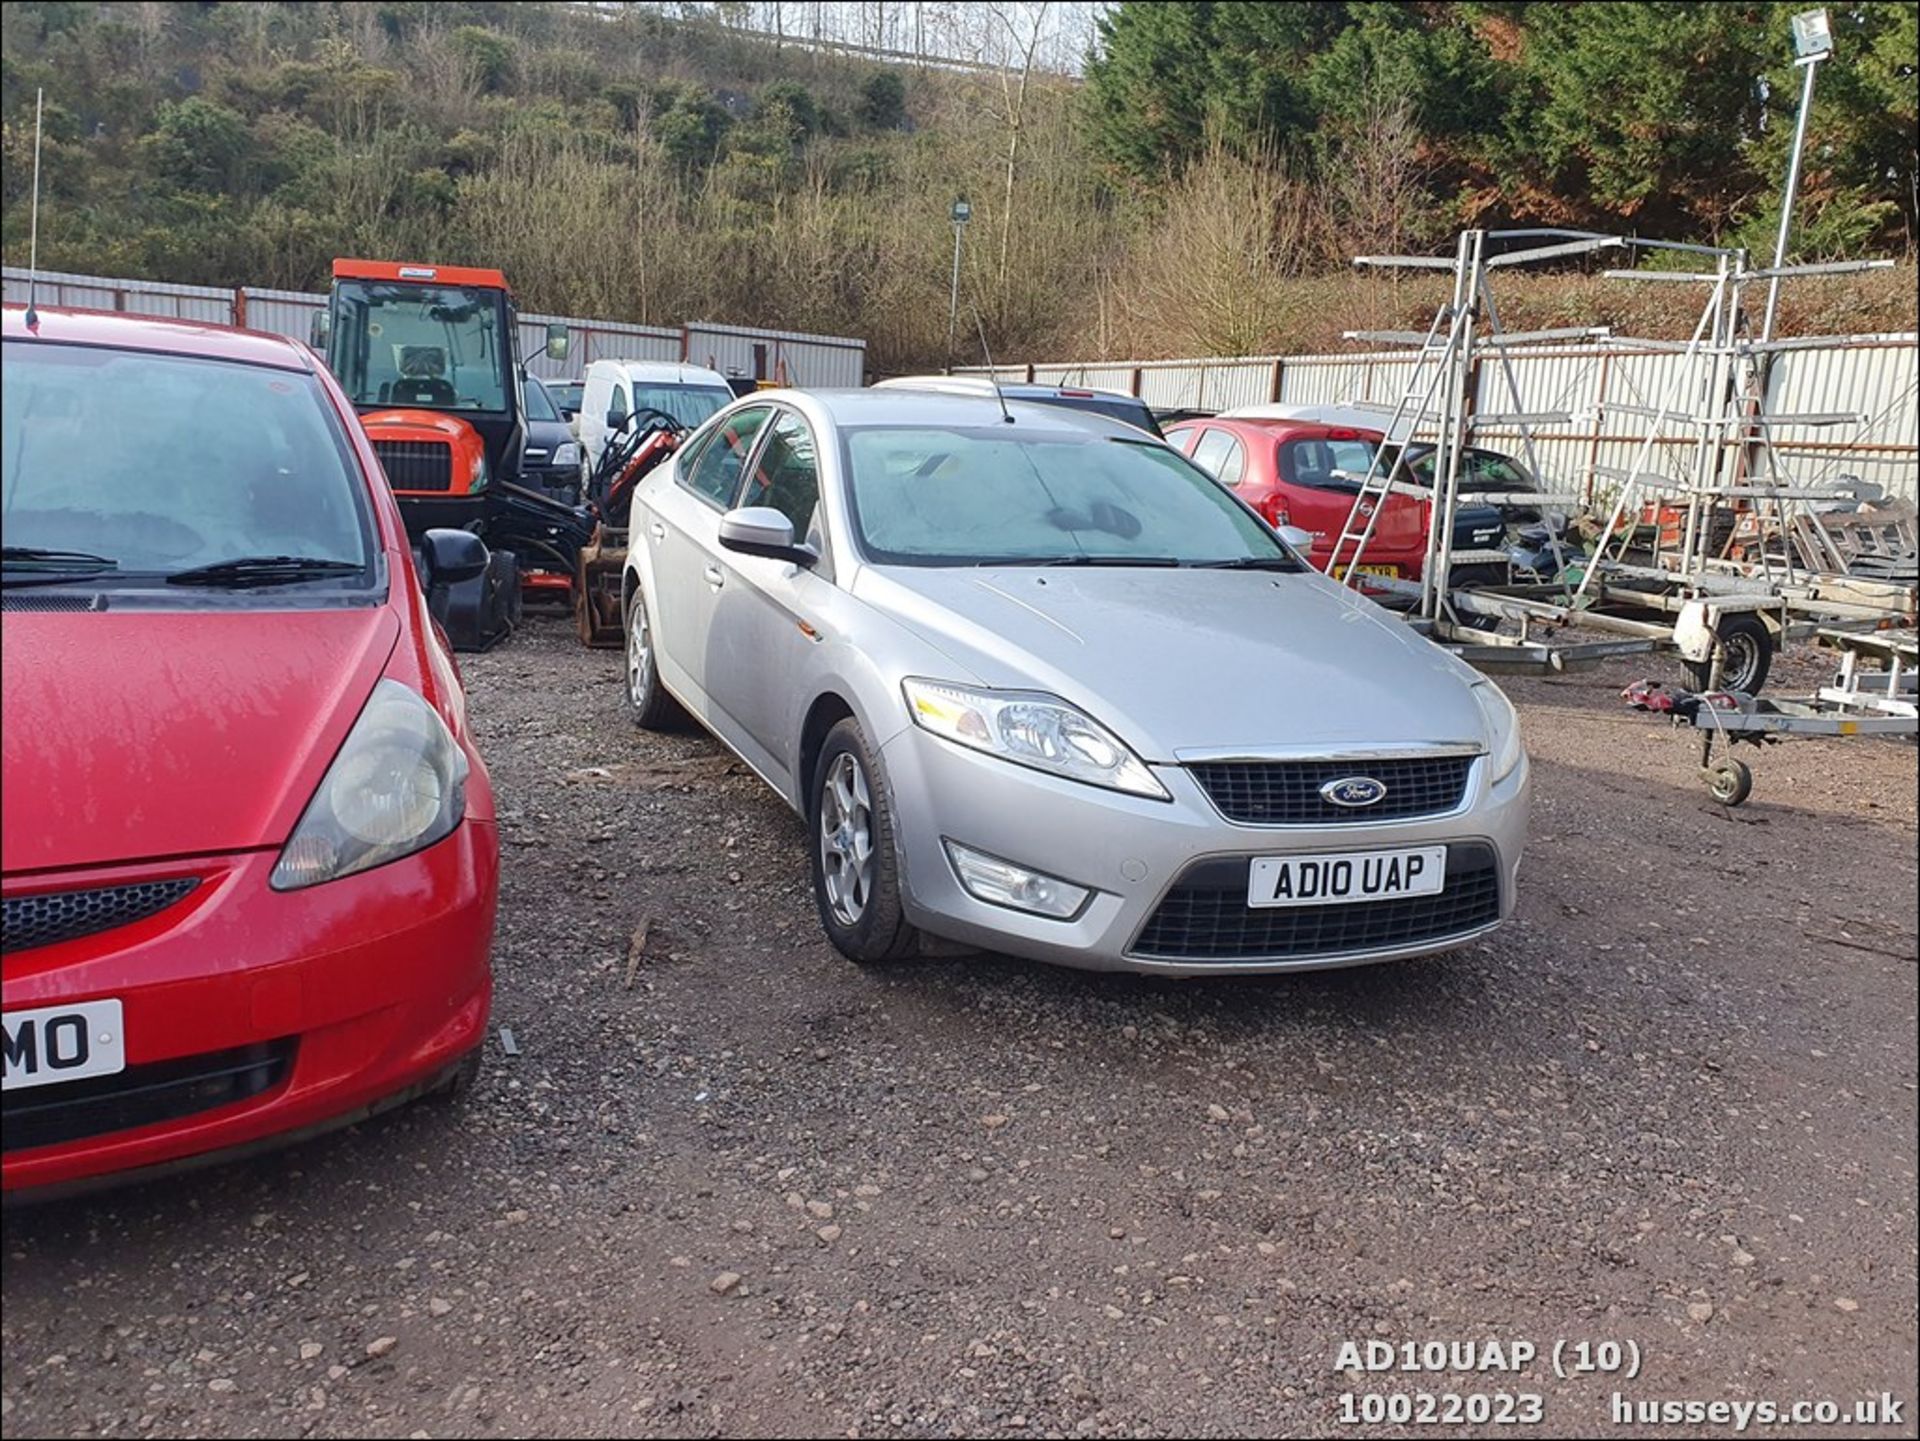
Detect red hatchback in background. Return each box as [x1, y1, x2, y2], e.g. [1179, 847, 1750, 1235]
[2, 305, 499, 1197]
[1167, 416, 1510, 586]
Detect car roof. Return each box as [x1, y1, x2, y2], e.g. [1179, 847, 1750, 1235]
[760, 387, 1150, 439]
[2, 303, 317, 372]
[876, 375, 1147, 406]
[1169, 414, 1384, 442]
[592, 359, 731, 386]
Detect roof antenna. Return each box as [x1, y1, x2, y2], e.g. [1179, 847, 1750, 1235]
[24, 87, 44, 331]
[970, 304, 1014, 424]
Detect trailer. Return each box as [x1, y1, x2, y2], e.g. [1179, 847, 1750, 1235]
[1624, 628, 1917, 804]
[1317, 226, 1915, 691]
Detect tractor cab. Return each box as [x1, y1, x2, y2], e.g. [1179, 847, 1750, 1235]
[314, 259, 578, 649]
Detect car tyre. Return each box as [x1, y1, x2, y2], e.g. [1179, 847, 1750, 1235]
[433, 1047, 483, 1101]
[810, 718, 920, 965]
[624, 585, 687, 730]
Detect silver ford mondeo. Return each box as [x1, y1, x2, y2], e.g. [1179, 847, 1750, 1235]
[620, 389, 1529, 975]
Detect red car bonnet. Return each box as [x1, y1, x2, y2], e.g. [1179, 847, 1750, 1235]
[1, 607, 400, 875]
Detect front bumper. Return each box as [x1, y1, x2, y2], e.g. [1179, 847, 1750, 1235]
[1, 821, 498, 1193]
[880, 729, 1529, 977]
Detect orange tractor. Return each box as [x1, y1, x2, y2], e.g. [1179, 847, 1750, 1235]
[313, 259, 590, 649]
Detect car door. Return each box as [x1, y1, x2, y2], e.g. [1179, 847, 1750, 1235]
[706, 407, 839, 794]
[640, 404, 774, 722]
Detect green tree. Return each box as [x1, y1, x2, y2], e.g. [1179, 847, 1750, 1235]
[856, 70, 906, 131]
[450, 24, 514, 94]
[1082, 2, 1345, 180]
[140, 97, 253, 193]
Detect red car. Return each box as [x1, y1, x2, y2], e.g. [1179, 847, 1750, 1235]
[1166, 416, 1506, 584]
[2, 305, 499, 1197]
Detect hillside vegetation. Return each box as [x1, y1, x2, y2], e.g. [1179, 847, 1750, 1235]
[1, 2, 1914, 371]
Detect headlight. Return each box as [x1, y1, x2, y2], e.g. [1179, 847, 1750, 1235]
[468, 451, 488, 490]
[271, 679, 469, 890]
[553, 442, 580, 469]
[902, 679, 1168, 799]
[1471, 680, 1523, 783]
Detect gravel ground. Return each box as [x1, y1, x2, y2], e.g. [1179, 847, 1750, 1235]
[4, 616, 1915, 1439]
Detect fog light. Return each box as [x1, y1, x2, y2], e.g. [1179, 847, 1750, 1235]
[945, 841, 1091, 919]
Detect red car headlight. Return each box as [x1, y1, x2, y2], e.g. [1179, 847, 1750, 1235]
[271, 679, 469, 891]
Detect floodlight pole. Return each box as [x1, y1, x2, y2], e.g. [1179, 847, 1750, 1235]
[947, 196, 971, 367]
[1762, 47, 1826, 341]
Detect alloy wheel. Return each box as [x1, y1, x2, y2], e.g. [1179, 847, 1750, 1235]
[818, 751, 874, 926]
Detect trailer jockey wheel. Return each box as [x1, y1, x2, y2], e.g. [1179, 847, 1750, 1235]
[1682, 613, 1772, 696]
[1705, 757, 1753, 807]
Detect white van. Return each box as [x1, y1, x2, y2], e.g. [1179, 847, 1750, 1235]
[580, 360, 736, 477]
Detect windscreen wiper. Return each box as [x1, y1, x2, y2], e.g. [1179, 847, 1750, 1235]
[3, 545, 120, 570]
[990, 555, 1183, 567]
[1191, 555, 1307, 571]
[0, 546, 121, 587]
[164, 556, 364, 589]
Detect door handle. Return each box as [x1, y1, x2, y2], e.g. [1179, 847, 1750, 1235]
[648, 521, 667, 541]
[703, 564, 725, 589]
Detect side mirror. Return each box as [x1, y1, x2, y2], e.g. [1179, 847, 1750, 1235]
[545, 323, 570, 361]
[718, 506, 817, 567]
[606, 408, 627, 429]
[1277, 524, 1314, 551]
[309, 310, 331, 349]
[420, 528, 489, 587]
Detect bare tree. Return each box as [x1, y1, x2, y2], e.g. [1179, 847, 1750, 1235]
[980, 1, 1051, 320]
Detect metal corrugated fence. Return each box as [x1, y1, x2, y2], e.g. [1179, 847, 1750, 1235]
[684, 321, 867, 388]
[3, 267, 866, 386]
[959, 336, 1919, 504]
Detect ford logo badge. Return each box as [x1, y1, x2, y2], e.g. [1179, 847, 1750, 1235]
[1321, 776, 1388, 808]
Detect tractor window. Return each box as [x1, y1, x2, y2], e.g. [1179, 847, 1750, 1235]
[329, 280, 510, 414]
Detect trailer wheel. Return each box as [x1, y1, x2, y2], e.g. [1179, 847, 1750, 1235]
[1682, 613, 1772, 695]
[1705, 757, 1753, 807]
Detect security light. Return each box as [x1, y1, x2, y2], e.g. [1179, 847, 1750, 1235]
[1790, 9, 1832, 61]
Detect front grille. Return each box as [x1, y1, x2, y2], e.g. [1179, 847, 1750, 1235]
[373, 439, 456, 492]
[1, 593, 108, 612]
[1, 1040, 294, 1153]
[2, 879, 200, 954]
[1132, 843, 1501, 963]
[1187, 754, 1476, 824]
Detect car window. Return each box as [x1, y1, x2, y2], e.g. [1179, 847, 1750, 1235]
[842, 427, 1292, 567]
[608, 382, 630, 425]
[522, 376, 559, 422]
[632, 384, 735, 431]
[1165, 425, 1201, 457]
[2, 343, 373, 581]
[680, 406, 772, 508]
[1283, 437, 1380, 491]
[1024, 393, 1163, 437]
[1467, 451, 1531, 488]
[742, 411, 821, 539]
[1215, 435, 1246, 486]
[1189, 429, 1234, 479]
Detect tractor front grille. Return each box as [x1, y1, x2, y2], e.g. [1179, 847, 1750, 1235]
[1131, 844, 1501, 964]
[3, 879, 200, 954]
[1187, 754, 1476, 825]
[373, 439, 456, 493]
[2, 1040, 295, 1153]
